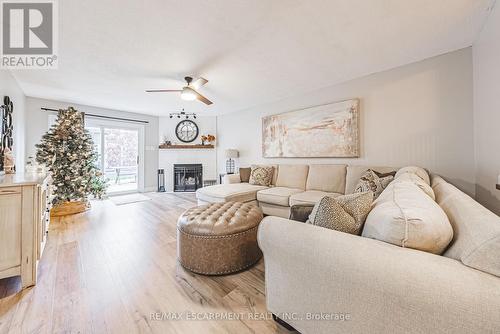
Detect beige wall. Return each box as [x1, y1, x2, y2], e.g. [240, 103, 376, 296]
[473, 3, 500, 214]
[217, 48, 475, 195]
[0, 70, 26, 169]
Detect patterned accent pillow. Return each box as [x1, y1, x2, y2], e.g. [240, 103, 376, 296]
[308, 192, 373, 235]
[354, 169, 395, 199]
[249, 166, 274, 186]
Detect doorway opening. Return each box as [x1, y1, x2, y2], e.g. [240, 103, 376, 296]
[85, 120, 144, 195]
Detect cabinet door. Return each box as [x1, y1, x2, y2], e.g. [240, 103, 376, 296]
[0, 188, 22, 271]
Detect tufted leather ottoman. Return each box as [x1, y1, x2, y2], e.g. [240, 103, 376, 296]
[177, 201, 264, 275]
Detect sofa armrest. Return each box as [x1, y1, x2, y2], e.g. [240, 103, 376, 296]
[257, 217, 500, 334]
[223, 174, 241, 184]
[289, 204, 314, 222]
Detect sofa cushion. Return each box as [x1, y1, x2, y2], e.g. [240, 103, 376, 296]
[306, 164, 347, 193]
[257, 187, 303, 206]
[223, 173, 242, 184]
[345, 165, 398, 194]
[196, 183, 268, 203]
[289, 190, 342, 206]
[308, 192, 373, 235]
[239, 167, 251, 183]
[276, 164, 309, 190]
[362, 181, 453, 254]
[433, 175, 500, 277]
[395, 166, 430, 185]
[249, 165, 274, 186]
[259, 202, 291, 218]
[354, 169, 394, 199]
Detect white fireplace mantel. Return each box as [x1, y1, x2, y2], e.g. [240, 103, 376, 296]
[158, 149, 217, 192]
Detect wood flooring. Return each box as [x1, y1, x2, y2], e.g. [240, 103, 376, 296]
[0, 193, 292, 334]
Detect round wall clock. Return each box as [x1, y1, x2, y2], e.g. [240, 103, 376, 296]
[175, 120, 199, 143]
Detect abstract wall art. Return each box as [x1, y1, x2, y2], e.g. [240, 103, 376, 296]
[262, 99, 360, 158]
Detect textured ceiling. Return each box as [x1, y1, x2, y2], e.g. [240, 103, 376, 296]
[11, 0, 495, 116]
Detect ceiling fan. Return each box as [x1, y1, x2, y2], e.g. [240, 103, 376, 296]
[146, 76, 213, 105]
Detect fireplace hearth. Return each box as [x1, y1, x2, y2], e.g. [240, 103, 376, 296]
[174, 164, 203, 192]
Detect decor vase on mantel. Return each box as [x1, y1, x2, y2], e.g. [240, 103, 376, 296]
[201, 134, 216, 146]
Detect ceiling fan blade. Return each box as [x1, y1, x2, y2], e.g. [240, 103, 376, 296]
[191, 77, 208, 89]
[193, 90, 213, 105]
[145, 89, 182, 93]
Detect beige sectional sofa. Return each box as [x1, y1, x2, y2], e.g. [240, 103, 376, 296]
[257, 174, 500, 333]
[196, 164, 396, 218]
[197, 164, 500, 332]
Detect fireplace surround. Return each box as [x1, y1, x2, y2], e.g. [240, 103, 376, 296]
[174, 164, 203, 192]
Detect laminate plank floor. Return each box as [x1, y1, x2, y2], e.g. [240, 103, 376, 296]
[0, 193, 292, 334]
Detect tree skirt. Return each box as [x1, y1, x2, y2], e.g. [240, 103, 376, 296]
[51, 201, 90, 217]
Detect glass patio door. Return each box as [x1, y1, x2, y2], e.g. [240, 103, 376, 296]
[103, 127, 139, 193]
[86, 125, 140, 194]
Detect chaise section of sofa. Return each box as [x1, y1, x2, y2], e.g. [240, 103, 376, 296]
[196, 183, 268, 205]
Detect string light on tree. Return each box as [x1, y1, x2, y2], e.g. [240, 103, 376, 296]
[36, 107, 107, 208]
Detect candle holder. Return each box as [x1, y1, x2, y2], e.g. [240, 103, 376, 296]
[158, 169, 166, 192]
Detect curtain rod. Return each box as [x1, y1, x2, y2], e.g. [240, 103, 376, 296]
[40, 107, 149, 124]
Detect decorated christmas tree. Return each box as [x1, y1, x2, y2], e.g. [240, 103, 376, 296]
[36, 107, 107, 206]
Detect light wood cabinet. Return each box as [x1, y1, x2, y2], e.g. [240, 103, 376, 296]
[0, 187, 22, 276]
[0, 173, 51, 288]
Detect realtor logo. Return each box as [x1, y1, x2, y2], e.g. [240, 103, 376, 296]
[1, 0, 58, 68]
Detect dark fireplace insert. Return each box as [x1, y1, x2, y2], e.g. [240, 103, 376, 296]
[174, 164, 203, 192]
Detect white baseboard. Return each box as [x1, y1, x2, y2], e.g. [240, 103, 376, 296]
[142, 186, 157, 193]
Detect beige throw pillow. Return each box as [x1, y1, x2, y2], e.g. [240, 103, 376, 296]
[392, 172, 435, 200]
[354, 169, 394, 199]
[239, 167, 251, 183]
[308, 192, 373, 235]
[395, 166, 430, 185]
[362, 181, 453, 255]
[249, 166, 274, 186]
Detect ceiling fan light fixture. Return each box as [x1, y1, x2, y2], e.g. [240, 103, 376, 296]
[181, 87, 197, 101]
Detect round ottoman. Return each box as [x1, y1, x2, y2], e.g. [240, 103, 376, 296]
[177, 201, 264, 275]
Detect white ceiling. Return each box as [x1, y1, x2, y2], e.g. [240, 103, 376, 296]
[11, 0, 495, 116]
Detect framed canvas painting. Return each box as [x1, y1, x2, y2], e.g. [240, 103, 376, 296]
[262, 99, 359, 158]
